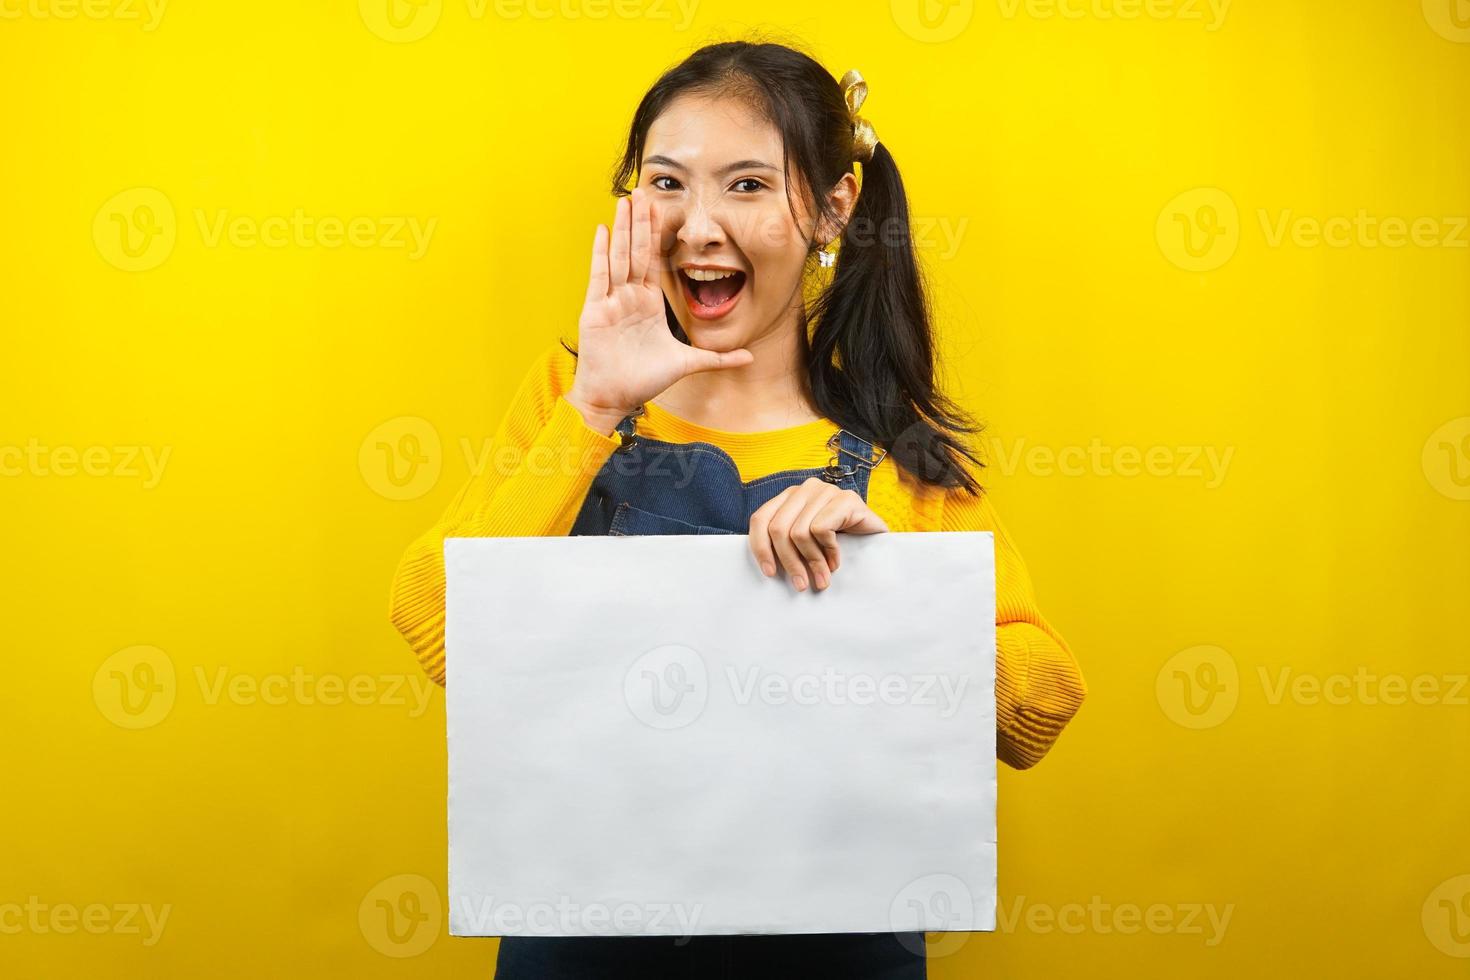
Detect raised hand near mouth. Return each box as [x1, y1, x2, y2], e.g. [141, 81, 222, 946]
[566, 187, 755, 436]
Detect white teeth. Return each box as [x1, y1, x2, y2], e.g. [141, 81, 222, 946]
[683, 268, 739, 281]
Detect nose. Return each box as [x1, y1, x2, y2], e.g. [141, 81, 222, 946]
[670, 191, 728, 253]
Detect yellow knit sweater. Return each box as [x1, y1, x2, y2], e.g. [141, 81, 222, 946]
[388, 341, 1087, 769]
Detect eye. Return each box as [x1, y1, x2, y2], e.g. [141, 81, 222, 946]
[650, 175, 682, 192]
[731, 178, 766, 193]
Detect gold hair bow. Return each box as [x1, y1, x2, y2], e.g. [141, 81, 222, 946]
[839, 69, 879, 163]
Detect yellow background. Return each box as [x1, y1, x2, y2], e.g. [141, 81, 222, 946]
[3, 0, 1468, 976]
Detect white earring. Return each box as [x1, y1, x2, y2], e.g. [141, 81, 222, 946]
[818, 244, 836, 268]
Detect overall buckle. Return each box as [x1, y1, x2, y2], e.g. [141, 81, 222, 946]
[822, 430, 886, 482]
[613, 404, 646, 453]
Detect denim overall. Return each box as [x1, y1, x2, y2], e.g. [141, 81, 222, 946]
[493, 404, 926, 979]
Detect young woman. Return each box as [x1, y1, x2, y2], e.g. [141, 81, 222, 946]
[389, 39, 1087, 980]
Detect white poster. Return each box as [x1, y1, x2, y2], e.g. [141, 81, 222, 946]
[444, 531, 996, 938]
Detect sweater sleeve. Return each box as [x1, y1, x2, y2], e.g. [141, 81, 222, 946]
[387, 341, 620, 686]
[941, 485, 1088, 770]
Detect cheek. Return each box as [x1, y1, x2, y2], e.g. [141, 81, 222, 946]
[747, 207, 807, 254]
[740, 210, 810, 285]
[744, 242, 809, 297]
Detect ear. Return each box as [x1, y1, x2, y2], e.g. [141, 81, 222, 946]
[815, 172, 860, 245]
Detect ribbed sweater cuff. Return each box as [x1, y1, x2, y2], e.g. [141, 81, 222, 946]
[547, 392, 622, 467]
[996, 625, 1088, 770]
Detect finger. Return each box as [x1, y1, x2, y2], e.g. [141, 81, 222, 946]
[846, 505, 890, 535]
[643, 197, 666, 289]
[682, 346, 755, 376]
[789, 485, 840, 589]
[609, 195, 631, 287]
[586, 224, 609, 302]
[747, 492, 786, 577]
[767, 490, 816, 591]
[630, 188, 650, 285]
[805, 494, 852, 575]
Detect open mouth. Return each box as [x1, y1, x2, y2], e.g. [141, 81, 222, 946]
[678, 267, 747, 320]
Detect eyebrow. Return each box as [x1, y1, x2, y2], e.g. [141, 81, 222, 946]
[641, 155, 780, 176]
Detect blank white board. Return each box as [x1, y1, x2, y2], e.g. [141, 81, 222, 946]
[445, 531, 996, 938]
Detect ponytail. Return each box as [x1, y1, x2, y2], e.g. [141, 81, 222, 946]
[808, 141, 986, 493]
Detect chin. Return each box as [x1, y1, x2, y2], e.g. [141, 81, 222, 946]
[678, 318, 745, 351]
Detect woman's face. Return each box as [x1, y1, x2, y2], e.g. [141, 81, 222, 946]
[638, 92, 828, 354]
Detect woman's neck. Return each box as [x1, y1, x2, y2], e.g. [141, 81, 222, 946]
[652, 325, 822, 432]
